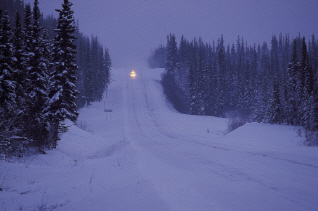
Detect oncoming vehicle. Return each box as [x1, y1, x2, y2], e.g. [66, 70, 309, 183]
[130, 70, 136, 78]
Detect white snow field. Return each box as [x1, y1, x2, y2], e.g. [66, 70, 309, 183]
[1, 68, 318, 211]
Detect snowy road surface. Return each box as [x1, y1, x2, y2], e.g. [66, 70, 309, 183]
[1, 68, 318, 211]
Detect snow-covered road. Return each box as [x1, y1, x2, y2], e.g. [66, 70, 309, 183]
[1, 68, 318, 211]
[117, 68, 318, 211]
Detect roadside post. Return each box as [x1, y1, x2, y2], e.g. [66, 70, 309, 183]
[104, 102, 112, 119]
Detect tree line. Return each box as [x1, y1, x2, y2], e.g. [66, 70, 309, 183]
[153, 33, 318, 145]
[0, 0, 111, 157]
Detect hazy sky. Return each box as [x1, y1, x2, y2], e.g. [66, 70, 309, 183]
[25, 0, 318, 68]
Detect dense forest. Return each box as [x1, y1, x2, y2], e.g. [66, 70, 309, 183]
[149, 34, 318, 145]
[0, 0, 111, 156]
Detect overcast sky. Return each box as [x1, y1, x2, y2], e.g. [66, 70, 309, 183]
[25, 0, 318, 68]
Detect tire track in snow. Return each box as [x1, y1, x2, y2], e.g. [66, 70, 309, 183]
[120, 69, 318, 211]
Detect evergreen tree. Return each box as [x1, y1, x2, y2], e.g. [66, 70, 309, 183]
[301, 91, 313, 130]
[265, 80, 282, 124]
[285, 39, 301, 125]
[166, 33, 178, 76]
[300, 37, 316, 130]
[310, 90, 318, 132]
[47, 0, 79, 136]
[102, 47, 111, 97]
[11, 9, 29, 147]
[216, 36, 226, 115]
[104, 47, 111, 86]
[12, 10, 26, 109]
[23, 3, 32, 57]
[25, 0, 51, 146]
[40, 29, 52, 73]
[303, 90, 318, 146]
[301, 37, 314, 96]
[188, 39, 200, 114]
[83, 36, 93, 105]
[177, 35, 190, 93]
[188, 63, 196, 114]
[0, 10, 16, 113]
[74, 23, 86, 108]
[270, 35, 280, 79]
[162, 33, 188, 113]
[0, 10, 18, 151]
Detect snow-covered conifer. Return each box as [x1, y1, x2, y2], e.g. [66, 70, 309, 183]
[48, 0, 79, 132]
[0, 10, 16, 113]
[12, 10, 26, 108]
[23, 0, 52, 146]
[0, 10, 19, 151]
[166, 33, 178, 76]
[265, 80, 282, 124]
[285, 39, 301, 125]
[23, 4, 32, 57]
[104, 47, 111, 86]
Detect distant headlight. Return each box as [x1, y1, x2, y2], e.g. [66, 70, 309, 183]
[130, 70, 136, 77]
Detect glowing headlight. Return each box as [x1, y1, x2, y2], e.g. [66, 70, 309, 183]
[130, 70, 136, 77]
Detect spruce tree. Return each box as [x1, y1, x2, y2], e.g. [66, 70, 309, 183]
[12, 10, 26, 109]
[98, 47, 111, 100]
[11, 9, 29, 146]
[83, 36, 93, 105]
[300, 37, 316, 131]
[166, 33, 178, 76]
[104, 47, 111, 86]
[216, 36, 226, 115]
[47, 0, 79, 137]
[301, 91, 312, 130]
[25, 0, 51, 146]
[310, 90, 318, 132]
[301, 37, 314, 96]
[188, 63, 196, 114]
[0, 10, 18, 149]
[285, 39, 301, 125]
[0, 10, 16, 113]
[265, 80, 282, 124]
[23, 4, 32, 58]
[40, 29, 52, 73]
[22, 4, 32, 117]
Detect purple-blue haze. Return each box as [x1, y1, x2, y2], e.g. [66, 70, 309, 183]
[26, 0, 318, 68]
